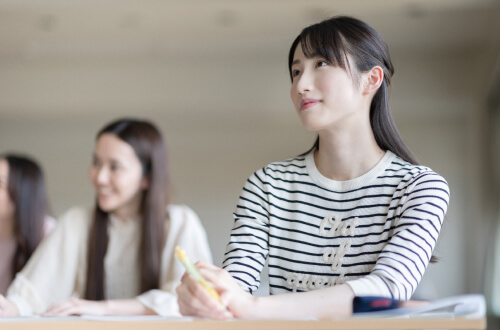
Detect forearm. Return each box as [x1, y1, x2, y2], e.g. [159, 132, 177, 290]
[179, 264, 354, 320]
[103, 299, 156, 316]
[247, 284, 354, 320]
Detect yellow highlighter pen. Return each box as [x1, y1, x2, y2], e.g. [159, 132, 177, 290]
[175, 246, 227, 310]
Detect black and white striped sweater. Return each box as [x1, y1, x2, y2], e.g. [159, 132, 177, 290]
[222, 151, 449, 300]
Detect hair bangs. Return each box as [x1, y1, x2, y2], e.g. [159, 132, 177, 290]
[300, 23, 349, 70]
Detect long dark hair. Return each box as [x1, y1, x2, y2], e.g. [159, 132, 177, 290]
[1, 154, 52, 277]
[287, 17, 442, 262]
[85, 118, 170, 300]
[289, 16, 418, 165]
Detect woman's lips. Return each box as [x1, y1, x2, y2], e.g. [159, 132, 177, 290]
[300, 98, 321, 110]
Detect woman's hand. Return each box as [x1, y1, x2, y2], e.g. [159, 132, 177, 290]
[43, 296, 107, 316]
[176, 261, 257, 319]
[0, 295, 19, 317]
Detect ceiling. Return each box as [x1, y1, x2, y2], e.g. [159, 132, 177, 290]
[0, 0, 499, 119]
[0, 0, 499, 60]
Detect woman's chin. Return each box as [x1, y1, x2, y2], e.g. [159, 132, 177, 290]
[97, 201, 116, 213]
[301, 122, 323, 133]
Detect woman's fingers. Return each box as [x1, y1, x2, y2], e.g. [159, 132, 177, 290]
[197, 266, 255, 319]
[199, 267, 230, 285]
[179, 274, 217, 312]
[177, 278, 205, 314]
[44, 298, 80, 316]
[199, 266, 240, 304]
[44, 303, 69, 316]
[46, 306, 76, 316]
[194, 261, 222, 271]
[177, 271, 233, 319]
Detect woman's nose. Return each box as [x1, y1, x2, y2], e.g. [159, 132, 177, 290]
[295, 72, 312, 95]
[96, 166, 109, 184]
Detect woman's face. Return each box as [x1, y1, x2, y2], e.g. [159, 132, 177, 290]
[0, 158, 15, 222]
[89, 134, 148, 220]
[289, 44, 366, 133]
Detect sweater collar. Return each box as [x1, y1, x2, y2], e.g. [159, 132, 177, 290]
[305, 150, 397, 192]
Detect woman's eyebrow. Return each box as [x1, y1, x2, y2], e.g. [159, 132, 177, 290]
[109, 157, 126, 165]
[291, 59, 301, 66]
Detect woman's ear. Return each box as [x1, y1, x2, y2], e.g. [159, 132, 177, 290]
[363, 66, 384, 95]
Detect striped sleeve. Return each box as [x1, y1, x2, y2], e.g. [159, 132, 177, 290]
[346, 172, 450, 300]
[222, 168, 270, 294]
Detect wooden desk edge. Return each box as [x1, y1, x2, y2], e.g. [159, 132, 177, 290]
[0, 317, 486, 330]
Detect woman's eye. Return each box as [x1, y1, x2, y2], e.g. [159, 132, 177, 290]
[292, 69, 301, 78]
[317, 60, 328, 67]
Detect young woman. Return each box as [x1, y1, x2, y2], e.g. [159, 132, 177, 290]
[175, 16, 450, 319]
[0, 118, 212, 317]
[0, 154, 55, 296]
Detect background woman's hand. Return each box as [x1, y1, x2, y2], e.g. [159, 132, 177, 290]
[0, 295, 19, 317]
[176, 261, 256, 319]
[43, 296, 107, 316]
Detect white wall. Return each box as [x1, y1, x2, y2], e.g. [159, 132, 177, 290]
[0, 38, 496, 300]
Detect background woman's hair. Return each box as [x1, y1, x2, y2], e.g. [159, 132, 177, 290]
[289, 15, 419, 165]
[1, 153, 52, 277]
[85, 118, 170, 300]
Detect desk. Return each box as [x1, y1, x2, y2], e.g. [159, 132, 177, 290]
[0, 317, 487, 330]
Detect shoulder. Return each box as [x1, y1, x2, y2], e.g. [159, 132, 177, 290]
[166, 204, 204, 231]
[262, 155, 308, 173]
[56, 206, 93, 232]
[389, 155, 450, 198]
[165, 204, 208, 244]
[249, 154, 309, 184]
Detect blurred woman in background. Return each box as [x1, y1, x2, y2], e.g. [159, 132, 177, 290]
[0, 118, 211, 317]
[0, 154, 55, 296]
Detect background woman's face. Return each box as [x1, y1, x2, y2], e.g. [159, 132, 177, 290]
[89, 134, 147, 219]
[0, 159, 15, 222]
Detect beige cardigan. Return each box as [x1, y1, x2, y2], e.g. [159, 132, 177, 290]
[0, 217, 56, 295]
[7, 205, 212, 316]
